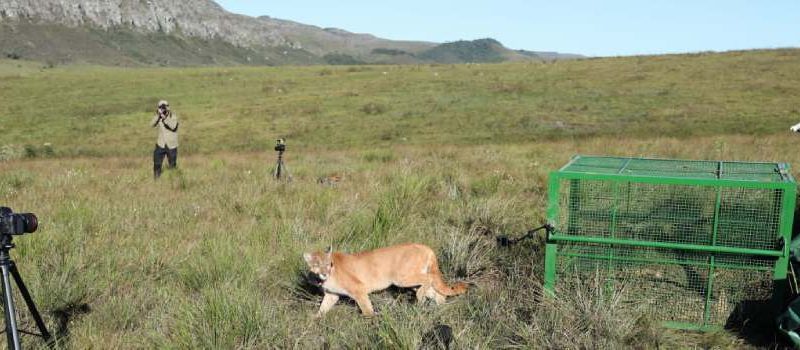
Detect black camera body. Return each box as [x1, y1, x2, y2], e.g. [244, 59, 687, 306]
[0, 207, 38, 236]
[275, 138, 286, 152]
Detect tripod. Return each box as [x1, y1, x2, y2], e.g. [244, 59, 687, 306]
[0, 235, 51, 350]
[273, 149, 292, 180]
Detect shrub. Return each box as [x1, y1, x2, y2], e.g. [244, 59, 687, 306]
[371, 48, 413, 56]
[361, 102, 388, 115]
[362, 149, 395, 163]
[0, 144, 23, 161]
[323, 53, 365, 65]
[23, 144, 37, 158]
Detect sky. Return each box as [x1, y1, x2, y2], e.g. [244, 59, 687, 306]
[216, 1, 800, 57]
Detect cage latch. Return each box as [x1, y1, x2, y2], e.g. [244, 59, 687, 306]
[496, 223, 554, 247]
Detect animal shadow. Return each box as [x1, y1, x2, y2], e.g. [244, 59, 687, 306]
[383, 285, 417, 303]
[51, 302, 92, 342]
[290, 270, 324, 301]
[725, 299, 783, 347]
[291, 270, 359, 311]
[419, 324, 453, 350]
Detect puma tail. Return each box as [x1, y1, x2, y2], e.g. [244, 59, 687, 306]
[429, 255, 468, 296]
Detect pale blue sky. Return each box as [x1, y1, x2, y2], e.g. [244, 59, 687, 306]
[216, 1, 799, 57]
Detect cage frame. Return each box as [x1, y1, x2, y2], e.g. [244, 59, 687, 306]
[543, 155, 797, 331]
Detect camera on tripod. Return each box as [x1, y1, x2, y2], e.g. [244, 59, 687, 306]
[0, 206, 50, 350]
[272, 138, 291, 180]
[0, 207, 38, 236]
[275, 138, 286, 152]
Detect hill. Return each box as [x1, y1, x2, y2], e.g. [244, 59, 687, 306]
[417, 38, 515, 63]
[0, 0, 579, 66]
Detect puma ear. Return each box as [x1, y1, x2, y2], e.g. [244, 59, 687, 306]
[303, 252, 313, 264]
[326, 245, 332, 253]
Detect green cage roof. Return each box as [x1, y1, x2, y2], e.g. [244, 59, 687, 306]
[559, 155, 794, 183]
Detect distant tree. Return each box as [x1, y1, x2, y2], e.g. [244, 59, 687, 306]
[323, 53, 366, 65]
[371, 48, 413, 56]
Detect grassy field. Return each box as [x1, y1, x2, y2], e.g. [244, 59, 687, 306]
[2, 49, 800, 348]
[2, 48, 800, 157]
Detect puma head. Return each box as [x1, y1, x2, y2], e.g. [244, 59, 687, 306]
[303, 249, 333, 283]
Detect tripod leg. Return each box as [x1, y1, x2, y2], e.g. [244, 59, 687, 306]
[281, 161, 291, 180]
[1, 263, 22, 350]
[9, 263, 51, 342]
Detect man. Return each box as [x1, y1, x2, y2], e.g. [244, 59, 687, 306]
[151, 100, 179, 178]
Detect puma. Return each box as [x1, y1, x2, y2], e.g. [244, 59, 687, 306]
[303, 243, 468, 317]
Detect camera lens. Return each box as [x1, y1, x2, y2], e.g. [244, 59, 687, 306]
[0, 207, 38, 235]
[18, 213, 38, 234]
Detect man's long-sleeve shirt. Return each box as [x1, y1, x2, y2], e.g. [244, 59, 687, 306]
[151, 112, 179, 148]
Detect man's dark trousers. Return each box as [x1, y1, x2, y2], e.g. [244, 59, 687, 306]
[153, 145, 177, 178]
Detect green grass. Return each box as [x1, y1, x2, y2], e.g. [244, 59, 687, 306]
[2, 49, 800, 158]
[2, 49, 800, 348]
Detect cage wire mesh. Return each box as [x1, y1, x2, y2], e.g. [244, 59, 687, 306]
[545, 156, 795, 329]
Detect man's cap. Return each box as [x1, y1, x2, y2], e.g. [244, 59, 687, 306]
[158, 100, 169, 108]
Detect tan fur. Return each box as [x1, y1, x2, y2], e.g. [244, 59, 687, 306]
[303, 243, 468, 317]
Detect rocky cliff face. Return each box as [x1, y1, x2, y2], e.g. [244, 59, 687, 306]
[0, 0, 294, 48]
[0, 0, 577, 65]
[0, 0, 436, 56]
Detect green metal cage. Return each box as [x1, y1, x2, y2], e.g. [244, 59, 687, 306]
[543, 155, 797, 330]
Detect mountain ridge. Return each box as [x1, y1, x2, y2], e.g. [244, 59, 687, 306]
[0, 0, 582, 65]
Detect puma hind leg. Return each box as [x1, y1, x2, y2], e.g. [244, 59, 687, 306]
[417, 278, 446, 305]
[428, 287, 446, 305]
[414, 282, 446, 305]
[416, 285, 430, 303]
[396, 273, 434, 303]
